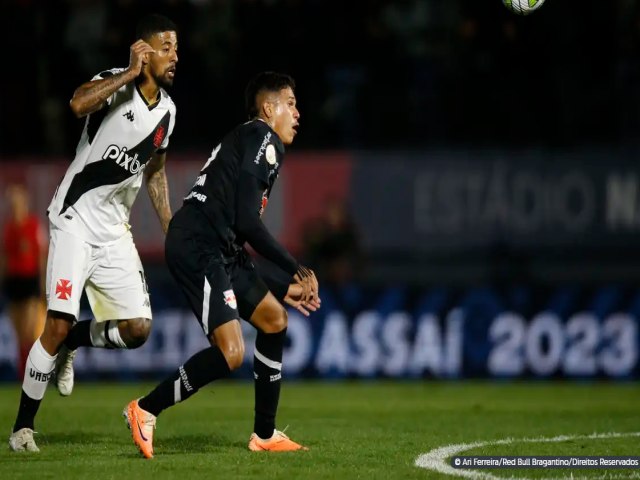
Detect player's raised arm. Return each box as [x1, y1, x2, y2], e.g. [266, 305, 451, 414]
[145, 151, 172, 234]
[69, 40, 155, 118]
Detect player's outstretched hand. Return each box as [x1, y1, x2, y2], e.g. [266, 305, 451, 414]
[128, 40, 156, 77]
[294, 266, 319, 304]
[284, 283, 321, 317]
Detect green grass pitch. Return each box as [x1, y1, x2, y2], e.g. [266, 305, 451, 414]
[1, 381, 638, 479]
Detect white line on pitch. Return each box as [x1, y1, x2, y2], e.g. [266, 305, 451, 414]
[414, 431, 640, 480]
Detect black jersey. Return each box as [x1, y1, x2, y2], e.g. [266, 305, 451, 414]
[180, 119, 298, 276]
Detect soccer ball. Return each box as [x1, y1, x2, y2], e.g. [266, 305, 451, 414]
[502, 0, 546, 15]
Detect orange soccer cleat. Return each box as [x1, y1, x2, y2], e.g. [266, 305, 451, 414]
[123, 399, 156, 459]
[248, 429, 309, 452]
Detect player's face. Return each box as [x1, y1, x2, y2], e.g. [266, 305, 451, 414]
[270, 87, 300, 145]
[147, 31, 178, 88]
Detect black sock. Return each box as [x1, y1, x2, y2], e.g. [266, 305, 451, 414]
[64, 320, 92, 350]
[13, 390, 42, 432]
[253, 329, 286, 439]
[139, 346, 230, 417]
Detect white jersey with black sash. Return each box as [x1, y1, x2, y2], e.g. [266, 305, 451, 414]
[48, 67, 176, 245]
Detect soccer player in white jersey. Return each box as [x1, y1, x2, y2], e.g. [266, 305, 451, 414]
[9, 14, 178, 452]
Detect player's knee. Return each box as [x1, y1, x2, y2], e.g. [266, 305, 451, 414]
[219, 342, 245, 370]
[121, 317, 151, 349]
[274, 307, 288, 332]
[263, 306, 288, 334]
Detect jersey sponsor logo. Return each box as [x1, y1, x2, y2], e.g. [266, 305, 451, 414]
[153, 125, 166, 149]
[254, 132, 272, 164]
[194, 174, 206, 187]
[102, 144, 145, 174]
[223, 289, 237, 309]
[259, 189, 268, 216]
[184, 175, 208, 203]
[265, 144, 277, 165]
[55, 279, 72, 300]
[60, 110, 171, 215]
[184, 191, 207, 202]
[123, 110, 135, 122]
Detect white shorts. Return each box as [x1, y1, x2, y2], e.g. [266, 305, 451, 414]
[45, 224, 152, 322]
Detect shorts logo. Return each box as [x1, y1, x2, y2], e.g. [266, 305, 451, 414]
[55, 279, 72, 300]
[223, 289, 237, 310]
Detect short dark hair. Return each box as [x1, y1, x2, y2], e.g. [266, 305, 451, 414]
[136, 14, 177, 41]
[245, 72, 296, 118]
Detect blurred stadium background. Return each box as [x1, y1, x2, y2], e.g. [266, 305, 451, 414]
[1, 0, 639, 384]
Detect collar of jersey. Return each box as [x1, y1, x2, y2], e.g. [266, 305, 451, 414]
[135, 82, 162, 111]
[254, 119, 285, 153]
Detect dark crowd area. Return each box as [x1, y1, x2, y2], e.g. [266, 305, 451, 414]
[2, 0, 640, 157]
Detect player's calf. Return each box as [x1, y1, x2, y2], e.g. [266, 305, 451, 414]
[55, 317, 151, 397]
[83, 317, 150, 349]
[117, 317, 151, 349]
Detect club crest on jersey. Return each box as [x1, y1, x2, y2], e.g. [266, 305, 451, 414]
[254, 132, 272, 164]
[223, 289, 237, 309]
[153, 125, 166, 149]
[102, 144, 145, 174]
[259, 190, 268, 216]
[55, 279, 72, 300]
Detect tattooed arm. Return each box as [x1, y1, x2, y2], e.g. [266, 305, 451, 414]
[69, 40, 155, 118]
[145, 151, 172, 234]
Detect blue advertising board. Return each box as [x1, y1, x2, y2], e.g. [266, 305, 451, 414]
[1, 286, 637, 381]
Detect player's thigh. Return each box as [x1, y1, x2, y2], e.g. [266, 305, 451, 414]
[45, 224, 91, 321]
[165, 227, 240, 336]
[249, 291, 288, 333]
[200, 261, 242, 336]
[231, 255, 286, 332]
[85, 232, 151, 322]
[232, 254, 270, 322]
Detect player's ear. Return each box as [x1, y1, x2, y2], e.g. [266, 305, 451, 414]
[262, 100, 274, 121]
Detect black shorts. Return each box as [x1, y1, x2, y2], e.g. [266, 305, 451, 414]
[3, 275, 40, 302]
[165, 220, 268, 336]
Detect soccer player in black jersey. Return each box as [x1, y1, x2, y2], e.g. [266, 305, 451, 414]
[123, 72, 320, 458]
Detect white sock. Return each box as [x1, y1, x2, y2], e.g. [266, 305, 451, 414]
[22, 339, 56, 400]
[89, 319, 127, 349]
